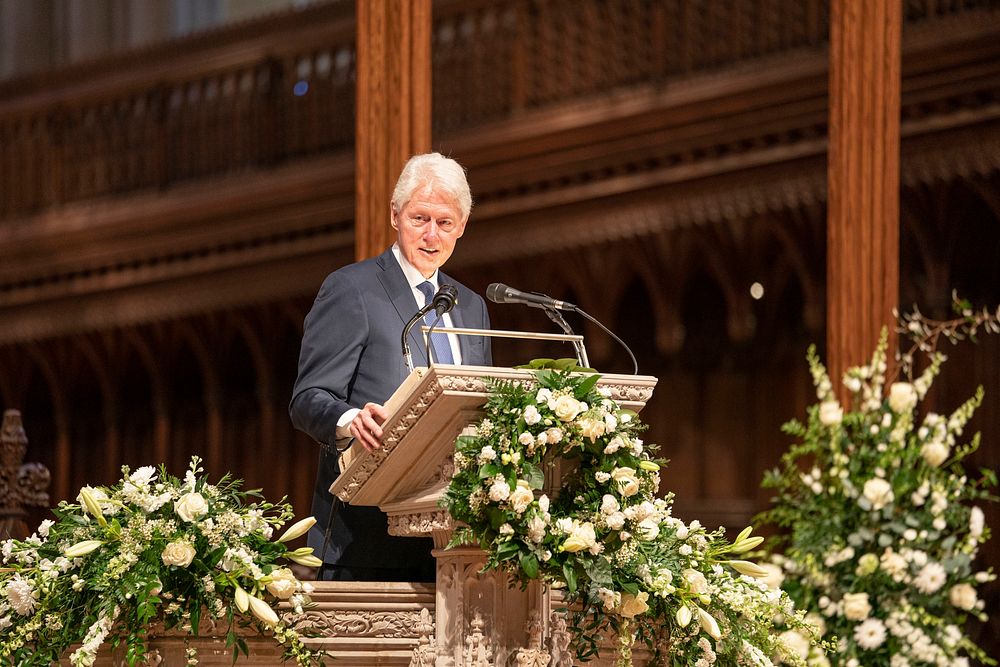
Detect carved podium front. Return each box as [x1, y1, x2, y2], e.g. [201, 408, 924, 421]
[329, 365, 657, 667]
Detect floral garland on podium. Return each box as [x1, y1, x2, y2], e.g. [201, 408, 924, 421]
[0, 457, 326, 666]
[444, 363, 820, 666]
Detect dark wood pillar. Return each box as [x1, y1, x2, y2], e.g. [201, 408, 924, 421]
[827, 0, 901, 395]
[355, 0, 432, 261]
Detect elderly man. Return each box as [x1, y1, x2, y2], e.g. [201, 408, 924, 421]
[290, 153, 493, 582]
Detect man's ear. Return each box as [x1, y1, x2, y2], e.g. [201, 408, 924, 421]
[390, 204, 399, 230]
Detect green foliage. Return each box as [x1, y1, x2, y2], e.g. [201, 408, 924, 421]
[443, 368, 818, 665]
[0, 457, 326, 666]
[757, 332, 997, 666]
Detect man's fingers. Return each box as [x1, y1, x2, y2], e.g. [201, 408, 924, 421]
[350, 420, 379, 452]
[350, 408, 385, 452]
[366, 402, 389, 424]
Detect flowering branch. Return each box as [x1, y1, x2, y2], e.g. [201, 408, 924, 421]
[893, 291, 1000, 380]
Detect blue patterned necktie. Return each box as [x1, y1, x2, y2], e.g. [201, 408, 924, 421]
[417, 281, 455, 364]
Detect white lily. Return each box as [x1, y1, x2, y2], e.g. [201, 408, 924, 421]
[63, 540, 103, 558]
[277, 516, 317, 544]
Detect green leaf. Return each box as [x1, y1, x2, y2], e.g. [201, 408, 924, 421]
[563, 561, 578, 594]
[519, 552, 539, 579]
[496, 540, 520, 560]
[523, 461, 544, 490]
[574, 373, 602, 398]
[479, 463, 499, 479]
[552, 358, 579, 371]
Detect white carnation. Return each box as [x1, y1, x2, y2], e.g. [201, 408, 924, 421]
[913, 561, 947, 594]
[5, 576, 36, 615]
[854, 618, 887, 650]
[861, 477, 894, 511]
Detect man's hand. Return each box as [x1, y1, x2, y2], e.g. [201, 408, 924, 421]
[349, 402, 389, 452]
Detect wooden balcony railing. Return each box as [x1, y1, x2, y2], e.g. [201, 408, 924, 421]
[0, 0, 994, 221]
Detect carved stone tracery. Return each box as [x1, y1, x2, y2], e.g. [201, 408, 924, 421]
[0, 409, 50, 539]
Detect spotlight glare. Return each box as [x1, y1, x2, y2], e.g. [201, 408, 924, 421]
[750, 282, 764, 300]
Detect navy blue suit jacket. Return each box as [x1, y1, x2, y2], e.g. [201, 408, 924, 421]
[290, 248, 492, 569]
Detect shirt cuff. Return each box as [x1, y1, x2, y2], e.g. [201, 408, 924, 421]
[336, 408, 361, 440]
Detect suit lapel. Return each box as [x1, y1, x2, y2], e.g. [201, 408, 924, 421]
[376, 250, 429, 366]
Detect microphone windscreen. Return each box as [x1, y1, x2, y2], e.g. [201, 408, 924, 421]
[486, 283, 508, 304]
[433, 284, 459, 314]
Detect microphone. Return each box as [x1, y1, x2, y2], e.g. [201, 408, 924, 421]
[432, 284, 459, 316]
[486, 282, 639, 374]
[402, 284, 459, 372]
[486, 283, 576, 312]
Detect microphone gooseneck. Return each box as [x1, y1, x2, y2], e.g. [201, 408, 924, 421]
[402, 284, 459, 372]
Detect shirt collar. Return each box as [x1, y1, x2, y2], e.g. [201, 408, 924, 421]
[391, 243, 439, 289]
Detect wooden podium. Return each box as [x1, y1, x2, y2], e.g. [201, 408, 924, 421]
[329, 364, 657, 667]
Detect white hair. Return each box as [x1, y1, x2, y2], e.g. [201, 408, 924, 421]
[391, 153, 472, 221]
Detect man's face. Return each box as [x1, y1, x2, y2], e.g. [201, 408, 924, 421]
[391, 186, 467, 278]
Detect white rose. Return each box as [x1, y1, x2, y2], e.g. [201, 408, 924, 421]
[523, 405, 541, 425]
[970, 506, 985, 539]
[488, 478, 511, 502]
[265, 567, 298, 600]
[600, 494, 619, 515]
[527, 516, 546, 543]
[888, 382, 917, 414]
[778, 630, 811, 660]
[921, 441, 949, 467]
[551, 395, 583, 422]
[518, 432, 534, 447]
[535, 388, 552, 404]
[760, 562, 785, 590]
[604, 436, 624, 454]
[637, 518, 660, 541]
[682, 569, 709, 595]
[611, 467, 640, 497]
[880, 550, 907, 579]
[578, 418, 606, 442]
[949, 583, 977, 610]
[861, 478, 894, 511]
[843, 592, 871, 620]
[819, 401, 843, 426]
[478, 445, 497, 463]
[561, 521, 597, 553]
[545, 427, 563, 444]
[538, 494, 549, 513]
[604, 413, 618, 432]
[618, 591, 649, 618]
[606, 512, 626, 530]
[175, 492, 209, 522]
[804, 612, 827, 638]
[161, 540, 196, 568]
[509, 480, 534, 515]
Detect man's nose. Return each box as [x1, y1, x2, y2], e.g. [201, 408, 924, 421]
[423, 222, 439, 241]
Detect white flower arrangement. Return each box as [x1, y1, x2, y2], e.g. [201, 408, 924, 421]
[758, 329, 997, 666]
[443, 363, 821, 666]
[0, 457, 326, 666]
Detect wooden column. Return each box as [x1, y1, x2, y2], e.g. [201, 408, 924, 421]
[355, 0, 432, 261]
[827, 0, 901, 395]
